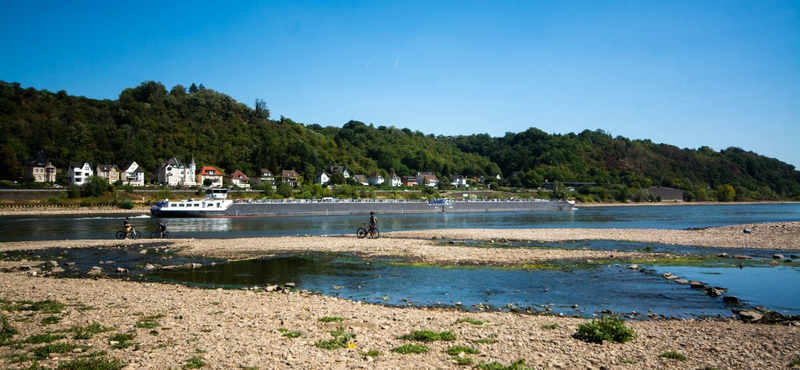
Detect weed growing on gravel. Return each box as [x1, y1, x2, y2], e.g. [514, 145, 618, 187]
[472, 334, 498, 344]
[573, 316, 637, 344]
[789, 358, 800, 367]
[1, 313, 19, 344]
[70, 322, 114, 340]
[109, 332, 136, 350]
[184, 356, 206, 369]
[398, 330, 456, 342]
[456, 317, 486, 325]
[32, 343, 79, 360]
[277, 328, 302, 338]
[364, 349, 382, 358]
[8, 352, 30, 363]
[40, 315, 61, 326]
[475, 359, 533, 370]
[24, 333, 65, 344]
[660, 351, 687, 361]
[315, 328, 356, 350]
[392, 343, 429, 354]
[541, 323, 559, 330]
[135, 314, 164, 329]
[3, 299, 65, 314]
[318, 316, 347, 323]
[454, 356, 473, 365]
[55, 356, 126, 370]
[444, 346, 480, 356]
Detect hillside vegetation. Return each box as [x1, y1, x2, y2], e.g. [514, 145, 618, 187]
[1, 80, 798, 201]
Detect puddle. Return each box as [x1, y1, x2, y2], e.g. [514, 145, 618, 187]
[5, 244, 798, 318]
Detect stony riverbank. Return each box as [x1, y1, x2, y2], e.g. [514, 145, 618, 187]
[1, 224, 799, 369]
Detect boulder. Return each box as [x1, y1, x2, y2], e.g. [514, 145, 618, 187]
[690, 281, 705, 289]
[628, 264, 638, 270]
[773, 254, 784, 260]
[87, 267, 103, 276]
[722, 296, 740, 304]
[706, 287, 725, 297]
[736, 310, 763, 322]
[45, 260, 59, 268]
[144, 263, 156, 270]
[733, 255, 753, 260]
[742, 228, 751, 234]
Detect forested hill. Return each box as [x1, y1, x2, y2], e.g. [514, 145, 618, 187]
[1, 80, 798, 200]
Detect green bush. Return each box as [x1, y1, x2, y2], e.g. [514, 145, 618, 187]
[573, 316, 637, 344]
[392, 343, 429, 354]
[660, 351, 687, 361]
[398, 330, 456, 342]
[117, 200, 135, 209]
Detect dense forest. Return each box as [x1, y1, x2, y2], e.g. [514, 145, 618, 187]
[1, 80, 798, 201]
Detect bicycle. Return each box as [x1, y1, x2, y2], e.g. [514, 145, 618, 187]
[115, 228, 141, 240]
[150, 231, 171, 239]
[356, 223, 380, 239]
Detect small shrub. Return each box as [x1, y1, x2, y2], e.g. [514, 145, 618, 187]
[32, 343, 78, 359]
[541, 324, 559, 330]
[318, 316, 347, 323]
[456, 317, 486, 325]
[71, 322, 113, 340]
[56, 356, 126, 370]
[398, 330, 456, 342]
[25, 333, 65, 344]
[41, 315, 61, 325]
[184, 356, 206, 369]
[392, 343, 429, 354]
[573, 316, 637, 344]
[660, 351, 687, 361]
[445, 345, 479, 356]
[364, 349, 382, 358]
[281, 330, 301, 338]
[475, 359, 533, 370]
[472, 334, 498, 344]
[454, 356, 473, 365]
[110, 332, 135, 342]
[315, 329, 356, 350]
[117, 200, 135, 209]
[1, 313, 19, 344]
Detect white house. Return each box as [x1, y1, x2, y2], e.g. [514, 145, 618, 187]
[417, 171, 439, 188]
[25, 151, 57, 183]
[368, 172, 384, 186]
[389, 173, 402, 187]
[120, 162, 145, 186]
[315, 171, 330, 185]
[450, 175, 468, 188]
[156, 157, 197, 187]
[327, 166, 351, 179]
[228, 170, 250, 189]
[68, 161, 93, 185]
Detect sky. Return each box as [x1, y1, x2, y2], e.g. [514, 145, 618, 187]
[2, 1, 798, 168]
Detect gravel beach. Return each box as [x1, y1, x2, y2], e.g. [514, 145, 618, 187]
[1, 222, 799, 369]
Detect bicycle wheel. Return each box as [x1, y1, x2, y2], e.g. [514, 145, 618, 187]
[131, 230, 141, 239]
[356, 228, 367, 239]
[116, 231, 126, 239]
[150, 232, 159, 239]
[162, 231, 171, 239]
[369, 228, 380, 239]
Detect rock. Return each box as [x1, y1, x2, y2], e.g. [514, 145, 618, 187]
[265, 285, 278, 292]
[116, 267, 129, 274]
[736, 309, 763, 322]
[718, 253, 729, 258]
[87, 268, 103, 276]
[144, 263, 156, 270]
[706, 287, 725, 297]
[743, 228, 751, 234]
[674, 279, 689, 284]
[791, 254, 799, 259]
[773, 254, 784, 259]
[285, 282, 296, 288]
[723, 296, 740, 304]
[571, 304, 579, 309]
[45, 260, 59, 268]
[784, 258, 793, 263]
[628, 264, 638, 269]
[64, 262, 76, 267]
[733, 255, 753, 260]
[690, 281, 705, 289]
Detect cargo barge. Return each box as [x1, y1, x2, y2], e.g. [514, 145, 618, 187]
[150, 189, 574, 218]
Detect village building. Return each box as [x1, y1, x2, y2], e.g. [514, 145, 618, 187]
[156, 157, 197, 187]
[368, 172, 384, 186]
[120, 162, 145, 186]
[24, 151, 57, 183]
[96, 164, 120, 185]
[197, 166, 223, 187]
[68, 161, 93, 185]
[353, 174, 369, 186]
[256, 169, 275, 186]
[228, 170, 250, 189]
[280, 170, 301, 188]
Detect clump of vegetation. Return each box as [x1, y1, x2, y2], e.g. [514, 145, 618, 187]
[790, 357, 800, 367]
[392, 343, 429, 354]
[454, 356, 473, 366]
[117, 199, 135, 209]
[541, 323, 559, 330]
[184, 356, 206, 369]
[109, 332, 137, 349]
[40, 315, 61, 326]
[32, 343, 79, 359]
[3, 299, 65, 314]
[660, 351, 687, 361]
[363, 349, 382, 358]
[134, 314, 165, 329]
[55, 357, 126, 370]
[445, 345, 480, 356]
[1, 313, 19, 344]
[573, 316, 637, 344]
[472, 334, 498, 344]
[25, 333, 65, 344]
[317, 316, 347, 323]
[455, 317, 486, 325]
[398, 330, 456, 342]
[315, 328, 356, 350]
[277, 328, 302, 338]
[70, 322, 114, 340]
[475, 359, 533, 370]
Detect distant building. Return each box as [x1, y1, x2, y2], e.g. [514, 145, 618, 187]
[256, 169, 275, 186]
[315, 171, 330, 185]
[353, 174, 369, 186]
[228, 170, 250, 189]
[389, 172, 402, 187]
[24, 151, 56, 183]
[417, 171, 439, 188]
[281, 170, 301, 188]
[368, 172, 384, 186]
[197, 166, 223, 187]
[156, 157, 197, 187]
[68, 161, 93, 185]
[96, 164, 120, 185]
[120, 162, 145, 186]
[450, 175, 468, 188]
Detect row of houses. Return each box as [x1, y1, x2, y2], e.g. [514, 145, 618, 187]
[23, 152, 472, 189]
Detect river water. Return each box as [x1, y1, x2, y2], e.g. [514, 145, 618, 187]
[1, 203, 798, 318]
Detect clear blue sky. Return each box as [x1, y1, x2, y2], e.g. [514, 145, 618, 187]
[2, 1, 798, 168]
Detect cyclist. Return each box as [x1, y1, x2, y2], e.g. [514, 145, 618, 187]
[156, 221, 167, 238]
[368, 212, 378, 235]
[123, 217, 133, 239]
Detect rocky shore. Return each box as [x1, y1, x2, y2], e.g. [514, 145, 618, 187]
[1, 223, 799, 369]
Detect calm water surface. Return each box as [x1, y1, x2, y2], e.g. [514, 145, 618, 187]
[1, 203, 798, 241]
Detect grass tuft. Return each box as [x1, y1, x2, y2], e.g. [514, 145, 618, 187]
[318, 316, 347, 323]
[55, 356, 126, 370]
[41, 315, 62, 326]
[1, 313, 19, 344]
[398, 330, 456, 342]
[32, 343, 78, 359]
[475, 359, 534, 370]
[455, 317, 486, 325]
[573, 316, 637, 344]
[660, 351, 687, 361]
[392, 343, 429, 354]
[184, 356, 206, 369]
[444, 345, 480, 356]
[472, 334, 498, 344]
[315, 328, 356, 350]
[25, 333, 65, 344]
[70, 322, 114, 340]
[541, 323, 559, 330]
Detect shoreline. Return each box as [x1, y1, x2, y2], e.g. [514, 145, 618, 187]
[1, 225, 799, 369]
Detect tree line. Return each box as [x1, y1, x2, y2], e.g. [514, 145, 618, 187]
[1, 80, 798, 201]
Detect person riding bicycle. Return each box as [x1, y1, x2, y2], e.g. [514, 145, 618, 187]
[156, 221, 167, 238]
[123, 217, 133, 239]
[368, 212, 378, 234]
